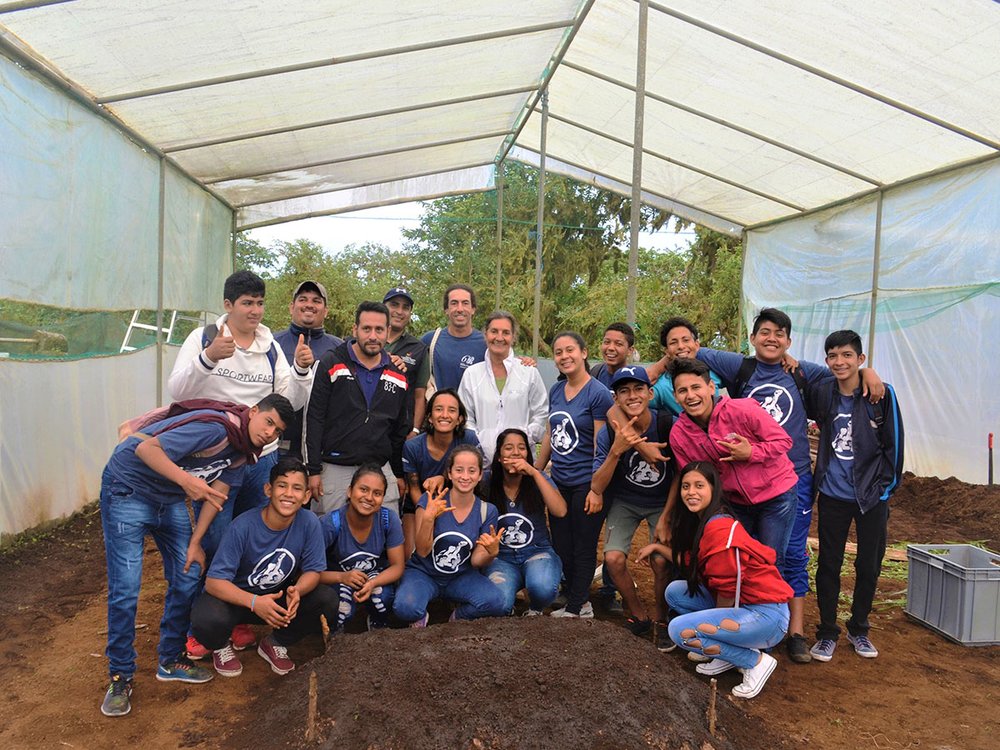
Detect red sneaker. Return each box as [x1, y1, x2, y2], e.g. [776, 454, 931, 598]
[230, 623, 256, 651]
[186, 635, 209, 660]
[257, 635, 295, 675]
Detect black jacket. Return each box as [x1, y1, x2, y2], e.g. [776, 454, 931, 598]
[304, 341, 410, 477]
[812, 380, 904, 514]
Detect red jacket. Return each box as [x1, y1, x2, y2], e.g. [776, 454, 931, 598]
[699, 516, 793, 605]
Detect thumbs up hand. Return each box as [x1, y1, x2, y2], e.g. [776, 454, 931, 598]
[294, 333, 315, 369]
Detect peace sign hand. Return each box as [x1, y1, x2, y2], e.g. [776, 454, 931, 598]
[426, 487, 455, 519]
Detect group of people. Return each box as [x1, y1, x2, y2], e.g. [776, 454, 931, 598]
[98, 269, 904, 717]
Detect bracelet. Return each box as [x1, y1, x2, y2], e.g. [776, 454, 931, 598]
[250, 595, 257, 612]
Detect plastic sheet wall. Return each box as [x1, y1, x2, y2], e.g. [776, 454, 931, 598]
[744, 158, 1000, 483]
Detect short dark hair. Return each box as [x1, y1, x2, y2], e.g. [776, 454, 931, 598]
[349, 462, 388, 492]
[660, 316, 699, 347]
[485, 310, 517, 337]
[255, 393, 294, 428]
[824, 329, 863, 356]
[443, 284, 477, 310]
[668, 357, 711, 384]
[269, 455, 308, 484]
[224, 270, 265, 303]
[355, 300, 390, 326]
[751, 307, 792, 336]
[603, 322, 635, 348]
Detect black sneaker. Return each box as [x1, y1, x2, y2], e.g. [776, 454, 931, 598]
[100, 674, 133, 717]
[625, 615, 652, 636]
[786, 633, 812, 664]
[654, 621, 676, 652]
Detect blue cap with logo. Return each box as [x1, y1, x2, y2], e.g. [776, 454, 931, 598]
[610, 365, 651, 389]
[383, 287, 414, 305]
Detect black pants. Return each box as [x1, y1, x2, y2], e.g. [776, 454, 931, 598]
[815, 494, 889, 640]
[550, 483, 607, 613]
[191, 586, 338, 650]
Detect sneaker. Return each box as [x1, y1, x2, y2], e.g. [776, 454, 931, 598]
[448, 609, 460, 623]
[605, 596, 624, 614]
[408, 612, 429, 629]
[185, 635, 209, 661]
[786, 633, 812, 664]
[731, 652, 777, 699]
[810, 638, 837, 662]
[696, 658, 737, 676]
[212, 644, 243, 677]
[230, 623, 256, 651]
[687, 650, 711, 663]
[257, 635, 295, 675]
[847, 633, 879, 658]
[100, 675, 133, 717]
[625, 616, 652, 636]
[578, 601, 594, 619]
[550, 602, 594, 619]
[522, 608, 544, 617]
[654, 621, 676, 653]
[156, 656, 214, 684]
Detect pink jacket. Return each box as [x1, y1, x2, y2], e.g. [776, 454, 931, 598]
[670, 396, 797, 505]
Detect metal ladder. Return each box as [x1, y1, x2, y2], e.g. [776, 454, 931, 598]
[119, 310, 207, 353]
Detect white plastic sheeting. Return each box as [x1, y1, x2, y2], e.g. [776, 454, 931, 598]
[744, 157, 1000, 483]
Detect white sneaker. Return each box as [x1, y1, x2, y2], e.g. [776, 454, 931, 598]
[549, 606, 578, 618]
[549, 602, 594, 619]
[695, 658, 737, 676]
[731, 652, 777, 699]
[522, 608, 544, 617]
[687, 651, 711, 663]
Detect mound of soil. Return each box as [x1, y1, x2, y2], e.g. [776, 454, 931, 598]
[890, 473, 1000, 544]
[229, 618, 784, 750]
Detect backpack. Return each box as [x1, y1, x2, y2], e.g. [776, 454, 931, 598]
[116, 399, 252, 465]
[202, 323, 278, 392]
[325, 507, 393, 545]
[732, 356, 812, 417]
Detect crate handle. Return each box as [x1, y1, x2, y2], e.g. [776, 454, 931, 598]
[924, 548, 952, 556]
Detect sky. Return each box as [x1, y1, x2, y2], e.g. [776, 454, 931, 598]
[247, 201, 696, 257]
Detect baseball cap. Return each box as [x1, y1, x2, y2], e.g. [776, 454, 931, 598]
[610, 365, 651, 390]
[292, 280, 327, 303]
[383, 287, 414, 305]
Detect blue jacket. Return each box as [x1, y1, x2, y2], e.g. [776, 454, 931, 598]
[812, 380, 904, 514]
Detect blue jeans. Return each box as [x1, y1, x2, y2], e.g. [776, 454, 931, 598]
[394, 566, 506, 622]
[666, 581, 789, 670]
[100, 471, 202, 678]
[486, 548, 563, 612]
[332, 582, 396, 630]
[194, 450, 277, 560]
[783, 471, 814, 597]
[728, 486, 796, 575]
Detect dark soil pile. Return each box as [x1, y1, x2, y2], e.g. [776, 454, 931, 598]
[229, 618, 787, 750]
[889, 472, 1000, 544]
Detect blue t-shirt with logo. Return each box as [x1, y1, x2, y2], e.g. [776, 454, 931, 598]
[817, 392, 856, 502]
[420, 328, 486, 392]
[407, 492, 499, 581]
[208, 508, 326, 595]
[107, 411, 245, 503]
[547, 378, 615, 487]
[320, 506, 404, 576]
[696, 348, 829, 476]
[402, 430, 481, 484]
[480, 469, 556, 559]
[594, 410, 674, 508]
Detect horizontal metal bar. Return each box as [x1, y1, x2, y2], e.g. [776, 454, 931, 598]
[0, 0, 74, 13]
[541, 109, 805, 211]
[206, 130, 511, 184]
[165, 85, 537, 153]
[560, 60, 882, 187]
[97, 20, 574, 104]
[646, 0, 1000, 152]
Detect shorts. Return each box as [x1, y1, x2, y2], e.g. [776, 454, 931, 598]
[604, 500, 663, 556]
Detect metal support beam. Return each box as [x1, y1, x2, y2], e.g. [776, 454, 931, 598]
[738, 229, 748, 350]
[867, 191, 884, 368]
[0, 0, 74, 13]
[560, 60, 881, 187]
[97, 20, 575, 103]
[167, 86, 537, 153]
[646, 0, 1000, 152]
[156, 158, 166, 407]
[532, 91, 549, 359]
[495, 161, 504, 311]
[626, 0, 649, 328]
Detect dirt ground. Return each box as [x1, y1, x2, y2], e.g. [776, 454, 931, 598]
[1, 473, 998, 750]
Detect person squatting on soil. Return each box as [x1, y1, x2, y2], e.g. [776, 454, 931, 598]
[482, 429, 568, 615]
[640, 461, 793, 699]
[534, 331, 615, 619]
[318, 464, 406, 633]
[808, 330, 904, 662]
[190, 456, 338, 679]
[394, 445, 507, 625]
[99, 394, 293, 717]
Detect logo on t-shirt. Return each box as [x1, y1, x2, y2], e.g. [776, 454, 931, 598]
[184, 458, 231, 484]
[747, 383, 794, 426]
[248, 548, 297, 590]
[550, 411, 580, 455]
[625, 454, 666, 487]
[460, 354, 476, 368]
[832, 412, 853, 461]
[498, 513, 534, 549]
[432, 532, 473, 574]
[340, 551, 380, 575]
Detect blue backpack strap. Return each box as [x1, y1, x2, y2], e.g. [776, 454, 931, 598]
[381, 507, 391, 536]
[201, 323, 218, 350]
[266, 342, 278, 392]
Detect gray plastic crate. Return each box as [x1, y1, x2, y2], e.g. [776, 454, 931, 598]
[905, 544, 1000, 646]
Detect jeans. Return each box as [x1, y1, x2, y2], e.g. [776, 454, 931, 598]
[191, 585, 338, 649]
[332, 582, 396, 630]
[666, 580, 789, 670]
[728, 486, 797, 576]
[782, 471, 815, 597]
[393, 567, 506, 622]
[486, 549, 563, 612]
[815, 494, 889, 640]
[100, 471, 202, 678]
[550, 483, 607, 613]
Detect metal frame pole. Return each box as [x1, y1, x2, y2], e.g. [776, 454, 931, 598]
[532, 90, 549, 358]
[156, 158, 166, 406]
[738, 228, 748, 349]
[626, 0, 649, 327]
[867, 190, 885, 367]
[495, 160, 504, 310]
